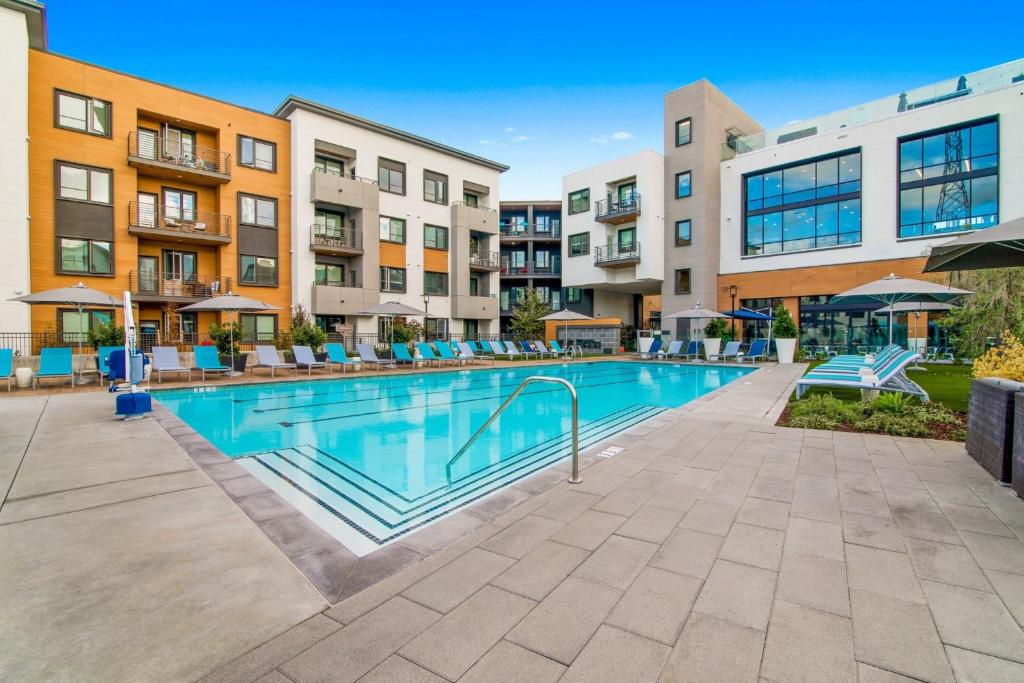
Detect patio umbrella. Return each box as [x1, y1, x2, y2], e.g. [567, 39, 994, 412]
[179, 293, 278, 376]
[540, 309, 594, 347]
[9, 282, 121, 358]
[356, 301, 427, 350]
[876, 301, 955, 363]
[923, 216, 1024, 272]
[829, 274, 972, 347]
[728, 307, 776, 349]
[662, 303, 728, 341]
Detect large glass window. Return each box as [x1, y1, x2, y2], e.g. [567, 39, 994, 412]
[60, 308, 113, 342]
[798, 295, 905, 352]
[675, 171, 692, 198]
[743, 150, 861, 255]
[379, 216, 406, 243]
[566, 287, 582, 304]
[56, 91, 111, 136]
[240, 314, 277, 341]
[380, 266, 406, 292]
[59, 237, 112, 274]
[314, 155, 344, 176]
[378, 158, 406, 194]
[898, 119, 998, 238]
[239, 194, 276, 227]
[568, 189, 590, 214]
[424, 224, 448, 250]
[675, 118, 692, 146]
[424, 271, 448, 296]
[568, 232, 589, 256]
[57, 162, 111, 204]
[423, 171, 448, 204]
[315, 262, 344, 287]
[238, 136, 276, 171]
[240, 255, 277, 285]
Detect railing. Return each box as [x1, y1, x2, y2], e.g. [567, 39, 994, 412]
[452, 200, 495, 212]
[499, 223, 562, 238]
[314, 277, 364, 288]
[312, 166, 379, 185]
[128, 271, 232, 298]
[128, 201, 232, 238]
[127, 131, 231, 175]
[469, 250, 500, 269]
[310, 224, 363, 251]
[500, 261, 561, 276]
[594, 241, 641, 265]
[444, 376, 581, 485]
[594, 191, 641, 221]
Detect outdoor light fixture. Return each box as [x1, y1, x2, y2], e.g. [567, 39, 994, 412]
[729, 285, 738, 337]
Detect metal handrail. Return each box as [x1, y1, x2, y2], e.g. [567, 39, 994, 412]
[445, 376, 581, 485]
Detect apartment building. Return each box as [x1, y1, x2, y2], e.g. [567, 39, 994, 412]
[717, 59, 1024, 349]
[276, 97, 508, 341]
[498, 200, 563, 329]
[560, 150, 665, 326]
[23, 49, 292, 343]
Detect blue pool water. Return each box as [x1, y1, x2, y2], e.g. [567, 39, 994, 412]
[157, 361, 752, 553]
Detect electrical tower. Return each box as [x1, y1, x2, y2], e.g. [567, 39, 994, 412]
[934, 129, 969, 231]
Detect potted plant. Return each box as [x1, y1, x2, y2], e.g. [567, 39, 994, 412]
[773, 304, 798, 364]
[702, 318, 728, 359]
[208, 321, 246, 372]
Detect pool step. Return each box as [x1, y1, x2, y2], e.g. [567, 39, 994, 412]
[242, 403, 666, 545]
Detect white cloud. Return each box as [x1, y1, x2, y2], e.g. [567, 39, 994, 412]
[478, 139, 492, 145]
[588, 131, 634, 144]
[504, 126, 516, 133]
[511, 135, 531, 142]
[610, 131, 634, 141]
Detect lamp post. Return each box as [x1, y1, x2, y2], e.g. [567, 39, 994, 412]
[422, 293, 431, 340]
[729, 285, 738, 338]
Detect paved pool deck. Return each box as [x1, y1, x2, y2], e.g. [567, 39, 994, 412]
[4, 361, 1024, 681]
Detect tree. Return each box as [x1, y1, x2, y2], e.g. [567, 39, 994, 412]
[773, 304, 798, 338]
[508, 288, 551, 340]
[289, 304, 327, 350]
[943, 267, 1024, 358]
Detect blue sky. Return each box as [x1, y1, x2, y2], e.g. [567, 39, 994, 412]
[46, 0, 1020, 199]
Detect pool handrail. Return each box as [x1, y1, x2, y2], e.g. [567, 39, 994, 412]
[445, 375, 581, 486]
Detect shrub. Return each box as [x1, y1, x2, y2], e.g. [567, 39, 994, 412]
[703, 318, 728, 339]
[854, 413, 930, 438]
[872, 391, 916, 415]
[790, 393, 863, 423]
[290, 304, 328, 350]
[773, 304, 798, 338]
[788, 413, 843, 431]
[208, 321, 241, 356]
[973, 330, 1024, 382]
[391, 321, 423, 344]
[87, 320, 125, 347]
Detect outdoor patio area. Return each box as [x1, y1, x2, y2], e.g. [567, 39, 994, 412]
[2, 363, 1024, 681]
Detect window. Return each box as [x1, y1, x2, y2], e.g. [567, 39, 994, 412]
[500, 289, 511, 311]
[314, 209, 344, 237]
[315, 262, 345, 287]
[60, 308, 113, 341]
[568, 232, 590, 256]
[675, 219, 692, 246]
[898, 119, 998, 238]
[57, 162, 111, 204]
[463, 192, 479, 208]
[380, 266, 406, 293]
[568, 188, 590, 214]
[675, 171, 692, 198]
[469, 274, 479, 296]
[314, 155, 344, 176]
[379, 216, 406, 243]
[240, 255, 277, 285]
[240, 314, 277, 342]
[378, 158, 406, 194]
[743, 150, 862, 255]
[424, 271, 449, 296]
[238, 136, 276, 171]
[424, 224, 448, 250]
[423, 171, 448, 204]
[566, 287, 582, 304]
[674, 269, 691, 294]
[425, 317, 448, 339]
[163, 188, 197, 221]
[59, 237, 112, 275]
[239, 194, 277, 228]
[675, 118, 692, 146]
[55, 90, 110, 137]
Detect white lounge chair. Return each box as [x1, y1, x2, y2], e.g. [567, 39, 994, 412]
[252, 345, 297, 377]
[357, 343, 395, 370]
[152, 346, 191, 383]
[292, 345, 327, 375]
[458, 342, 494, 365]
[708, 341, 742, 362]
[797, 348, 928, 401]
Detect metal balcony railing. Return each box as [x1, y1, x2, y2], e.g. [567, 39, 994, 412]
[310, 224, 363, 251]
[500, 261, 562, 276]
[452, 200, 495, 212]
[594, 191, 641, 221]
[128, 201, 232, 238]
[129, 271, 231, 298]
[594, 241, 641, 265]
[469, 250, 500, 269]
[128, 131, 231, 175]
[314, 277, 363, 288]
[312, 166, 379, 185]
[499, 222, 562, 238]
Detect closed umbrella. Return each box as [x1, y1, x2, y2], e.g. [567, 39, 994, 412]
[924, 217, 1024, 272]
[356, 301, 427, 350]
[540, 309, 594, 348]
[179, 293, 278, 376]
[829, 274, 972, 347]
[9, 282, 121, 359]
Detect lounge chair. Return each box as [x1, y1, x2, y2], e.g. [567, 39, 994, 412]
[391, 343, 420, 367]
[325, 343, 362, 373]
[482, 340, 511, 359]
[797, 349, 928, 401]
[192, 345, 230, 380]
[357, 343, 395, 370]
[152, 346, 191, 383]
[508, 341, 534, 359]
[547, 340, 569, 357]
[636, 338, 663, 359]
[414, 342, 445, 367]
[434, 341, 466, 365]
[708, 341, 742, 362]
[738, 339, 770, 364]
[252, 345, 297, 377]
[680, 340, 703, 361]
[467, 340, 485, 354]
[458, 342, 494, 365]
[0, 348, 13, 391]
[815, 347, 911, 376]
[519, 340, 539, 357]
[292, 345, 327, 375]
[96, 345, 123, 380]
[34, 347, 74, 388]
[534, 341, 557, 358]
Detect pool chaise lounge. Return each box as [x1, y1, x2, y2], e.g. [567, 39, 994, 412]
[458, 342, 494, 365]
[0, 348, 13, 391]
[681, 340, 703, 361]
[434, 341, 467, 365]
[391, 343, 421, 367]
[357, 343, 396, 370]
[34, 347, 74, 388]
[657, 340, 684, 360]
[293, 345, 327, 375]
[796, 348, 928, 401]
[636, 338, 663, 359]
[506, 341, 533, 359]
[325, 343, 362, 373]
[415, 342, 449, 367]
[738, 339, 769, 364]
[192, 346, 231, 380]
[547, 340, 570, 356]
[152, 346, 191, 383]
[252, 345, 297, 377]
[813, 346, 911, 376]
[708, 341, 742, 362]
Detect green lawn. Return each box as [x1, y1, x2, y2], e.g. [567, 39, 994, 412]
[796, 361, 972, 412]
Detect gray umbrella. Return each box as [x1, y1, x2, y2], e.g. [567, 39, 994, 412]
[829, 274, 972, 346]
[662, 303, 728, 341]
[9, 282, 122, 357]
[356, 301, 427, 350]
[540, 309, 594, 348]
[924, 216, 1024, 272]
[179, 293, 278, 375]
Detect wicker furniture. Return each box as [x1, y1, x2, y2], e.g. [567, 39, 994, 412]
[1013, 392, 1024, 497]
[966, 378, 1022, 484]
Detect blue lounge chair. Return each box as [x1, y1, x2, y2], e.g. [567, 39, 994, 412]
[508, 341, 534, 359]
[467, 340, 485, 354]
[412, 343, 440, 367]
[192, 345, 230, 380]
[152, 346, 191, 383]
[636, 338, 663, 359]
[96, 345, 123, 379]
[34, 347, 74, 388]
[739, 339, 769, 364]
[657, 340, 684, 360]
[357, 343, 394, 370]
[391, 343, 419, 367]
[325, 343, 361, 373]
[0, 348, 13, 391]
[797, 349, 928, 401]
[547, 340, 569, 357]
[519, 341, 538, 356]
[434, 341, 466, 365]
[708, 341, 742, 362]
[293, 345, 327, 375]
[458, 342, 494, 365]
[481, 340, 511, 359]
[252, 345, 297, 377]
[816, 346, 911, 376]
[680, 340, 702, 361]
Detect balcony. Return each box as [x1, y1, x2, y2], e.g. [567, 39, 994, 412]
[127, 131, 231, 185]
[129, 271, 231, 302]
[500, 262, 562, 277]
[310, 282, 379, 316]
[310, 168, 379, 210]
[594, 242, 641, 268]
[452, 201, 498, 234]
[469, 250, 500, 271]
[309, 225, 363, 256]
[594, 192, 641, 224]
[453, 294, 499, 319]
[127, 202, 232, 245]
[499, 223, 562, 240]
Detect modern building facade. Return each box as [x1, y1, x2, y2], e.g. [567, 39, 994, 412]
[277, 97, 508, 342]
[717, 59, 1024, 350]
[498, 200, 563, 329]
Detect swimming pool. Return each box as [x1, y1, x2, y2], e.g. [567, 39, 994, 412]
[157, 361, 753, 554]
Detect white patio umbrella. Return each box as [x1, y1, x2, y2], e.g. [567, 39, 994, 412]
[9, 282, 122, 358]
[356, 301, 427, 350]
[662, 303, 729, 340]
[539, 309, 594, 347]
[829, 274, 972, 347]
[179, 293, 278, 376]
